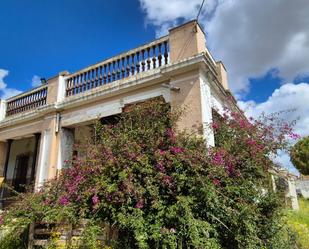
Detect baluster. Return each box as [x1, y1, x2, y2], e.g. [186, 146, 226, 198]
[131, 53, 135, 75]
[158, 43, 162, 67]
[112, 61, 116, 81]
[121, 57, 125, 78]
[141, 49, 146, 72]
[117, 59, 121, 79]
[20, 97, 23, 112]
[23, 96, 26, 111]
[152, 45, 157, 69]
[103, 64, 107, 84]
[126, 55, 130, 77]
[73, 76, 77, 95]
[95, 68, 99, 87]
[79, 74, 83, 93]
[83, 72, 87, 92]
[108, 62, 111, 82]
[146, 47, 151, 70]
[74, 75, 78, 94]
[44, 89, 47, 105]
[164, 41, 168, 65]
[99, 66, 103, 86]
[68, 77, 72, 96]
[30, 94, 33, 109]
[39, 90, 42, 106]
[136, 51, 140, 73]
[24, 96, 27, 111]
[91, 69, 95, 89]
[87, 71, 91, 89]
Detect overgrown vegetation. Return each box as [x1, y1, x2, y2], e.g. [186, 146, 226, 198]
[0, 98, 302, 248]
[286, 198, 309, 249]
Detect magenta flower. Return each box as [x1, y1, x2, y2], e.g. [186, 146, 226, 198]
[212, 122, 219, 130]
[135, 199, 144, 209]
[92, 195, 100, 205]
[59, 196, 69, 206]
[170, 147, 185, 154]
[212, 179, 220, 186]
[246, 138, 257, 146]
[166, 128, 176, 143]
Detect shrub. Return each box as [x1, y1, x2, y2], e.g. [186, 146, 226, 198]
[0, 99, 300, 248]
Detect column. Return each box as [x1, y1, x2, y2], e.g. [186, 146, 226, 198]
[57, 128, 74, 171]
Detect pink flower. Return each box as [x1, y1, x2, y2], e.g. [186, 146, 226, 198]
[246, 138, 256, 146]
[212, 122, 219, 130]
[170, 147, 185, 154]
[162, 175, 173, 186]
[156, 161, 165, 172]
[212, 179, 220, 186]
[159, 149, 166, 155]
[289, 133, 301, 140]
[59, 196, 69, 206]
[212, 151, 224, 165]
[135, 199, 144, 209]
[92, 195, 100, 205]
[166, 128, 176, 143]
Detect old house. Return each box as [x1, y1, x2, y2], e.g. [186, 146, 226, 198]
[0, 20, 238, 209]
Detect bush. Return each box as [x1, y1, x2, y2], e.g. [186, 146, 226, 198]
[0, 99, 301, 248]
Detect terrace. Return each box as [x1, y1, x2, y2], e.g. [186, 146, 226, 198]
[0, 21, 223, 125]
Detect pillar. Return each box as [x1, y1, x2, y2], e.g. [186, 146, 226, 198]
[168, 21, 213, 142]
[57, 127, 75, 171]
[35, 115, 59, 188]
[0, 99, 6, 122]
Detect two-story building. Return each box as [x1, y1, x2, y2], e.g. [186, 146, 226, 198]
[0, 20, 238, 208]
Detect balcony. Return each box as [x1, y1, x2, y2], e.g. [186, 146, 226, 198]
[0, 36, 170, 121]
[0, 20, 227, 128]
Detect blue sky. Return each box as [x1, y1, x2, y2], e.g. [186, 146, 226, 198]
[0, 0, 153, 93]
[1, 0, 308, 172]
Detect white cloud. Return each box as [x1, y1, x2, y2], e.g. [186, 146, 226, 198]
[238, 83, 309, 174]
[139, 0, 309, 96]
[0, 69, 22, 99]
[139, 0, 218, 37]
[31, 75, 42, 88]
[0, 69, 9, 90]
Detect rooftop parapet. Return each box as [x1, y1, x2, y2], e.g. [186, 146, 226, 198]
[0, 20, 229, 122]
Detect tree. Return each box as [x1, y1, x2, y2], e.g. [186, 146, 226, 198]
[290, 136, 309, 175]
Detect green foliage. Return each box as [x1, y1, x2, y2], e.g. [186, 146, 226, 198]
[290, 136, 309, 175]
[0, 225, 28, 249]
[286, 198, 309, 248]
[0, 98, 302, 248]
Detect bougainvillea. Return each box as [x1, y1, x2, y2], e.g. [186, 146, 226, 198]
[0, 98, 300, 249]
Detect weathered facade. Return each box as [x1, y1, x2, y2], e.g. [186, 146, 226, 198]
[0, 21, 237, 208]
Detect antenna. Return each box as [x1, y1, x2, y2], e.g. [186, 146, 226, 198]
[196, 0, 206, 22]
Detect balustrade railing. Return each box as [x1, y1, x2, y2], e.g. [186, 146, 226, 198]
[6, 85, 48, 116]
[65, 36, 169, 97]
